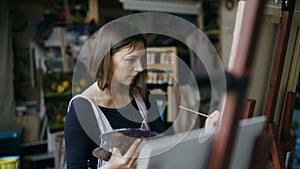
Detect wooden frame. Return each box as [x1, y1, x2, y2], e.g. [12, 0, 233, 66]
[208, 0, 267, 168]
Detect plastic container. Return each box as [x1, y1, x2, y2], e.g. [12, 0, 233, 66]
[0, 156, 19, 169]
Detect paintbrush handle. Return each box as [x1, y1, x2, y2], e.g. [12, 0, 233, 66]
[179, 106, 210, 118]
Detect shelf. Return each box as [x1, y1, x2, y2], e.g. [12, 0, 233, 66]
[147, 64, 174, 71]
[150, 90, 168, 96]
[146, 46, 178, 123]
[119, 0, 200, 15]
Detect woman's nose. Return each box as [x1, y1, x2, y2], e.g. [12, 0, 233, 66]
[134, 66, 143, 72]
[134, 60, 144, 72]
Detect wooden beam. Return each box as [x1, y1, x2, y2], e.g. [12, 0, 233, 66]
[263, 0, 295, 129]
[249, 133, 272, 169]
[89, 0, 99, 24]
[207, 0, 266, 169]
[280, 92, 296, 141]
[243, 99, 256, 119]
[268, 122, 286, 169]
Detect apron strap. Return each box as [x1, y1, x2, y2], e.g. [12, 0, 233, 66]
[68, 95, 113, 135]
[132, 90, 150, 131]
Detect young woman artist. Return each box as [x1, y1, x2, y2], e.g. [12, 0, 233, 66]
[64, 20, 221, 169]
[64, 21, 167, 169]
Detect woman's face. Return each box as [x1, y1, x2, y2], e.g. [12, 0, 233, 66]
[110, 41, 146, 87]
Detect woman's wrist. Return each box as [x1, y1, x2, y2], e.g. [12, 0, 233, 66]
[98, 164, 111, 169]
[98, 163, 119, 169]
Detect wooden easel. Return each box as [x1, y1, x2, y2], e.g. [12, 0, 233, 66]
[205, 0, 295, 169]
[208, 0, 297, 169]
[207, 0, 269, 169]
[262, 0, 296, 168]
[243, 99, 256, 119]
[280, 92, 297, 160]
[242, 92, 296, 169]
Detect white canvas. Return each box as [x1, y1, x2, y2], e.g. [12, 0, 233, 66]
[137, 116, 266, 169]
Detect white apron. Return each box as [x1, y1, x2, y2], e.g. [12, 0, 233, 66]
[67, 88, 150, 167]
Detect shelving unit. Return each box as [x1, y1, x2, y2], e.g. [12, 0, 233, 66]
[146, 46, 178, 123]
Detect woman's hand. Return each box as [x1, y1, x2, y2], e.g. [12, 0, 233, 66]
[101, 139, 144, 169]
[204, 110, 221, 134]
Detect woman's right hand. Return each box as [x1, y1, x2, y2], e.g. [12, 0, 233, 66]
[204, 110, 221, 134]
[101, 139, 144, 169]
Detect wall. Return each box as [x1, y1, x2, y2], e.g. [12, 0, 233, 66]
[219, 0, 237, 68]
[246, 19, 279, 118]
[0, 1, 45, 132]
[0, 0, 21, 132]
[239, 4, 300, 127]
[10, 3, 44, 48]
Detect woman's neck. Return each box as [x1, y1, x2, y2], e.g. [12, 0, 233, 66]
[95, 84, 132, 109]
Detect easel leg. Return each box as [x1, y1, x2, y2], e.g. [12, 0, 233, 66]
[280, 92, 296, 161]
[243, 99, 256, 119]
[268, 122, 286, 169]
[249, 133, 272, 169]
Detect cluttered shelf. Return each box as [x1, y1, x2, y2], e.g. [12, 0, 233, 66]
[35, 7, 96, 133]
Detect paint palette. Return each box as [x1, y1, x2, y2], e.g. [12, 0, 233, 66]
[93, 128, 159, 161]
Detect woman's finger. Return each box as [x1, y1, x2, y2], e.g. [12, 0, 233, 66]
[133, 140, 146, 158]
[127, 140, 146, 167]
[110, 147, 122, 158]
[105, 147, 125, 168]
[132, 158, 138, 169]
[124, 139, 143, 158]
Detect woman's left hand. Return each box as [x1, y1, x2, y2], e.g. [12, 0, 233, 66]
[101, 139, 144, 169]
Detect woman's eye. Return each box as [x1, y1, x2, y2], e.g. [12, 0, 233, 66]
[126, 58, 136, 63]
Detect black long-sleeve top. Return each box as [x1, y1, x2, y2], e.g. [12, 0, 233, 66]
[64, 94, 166, 169]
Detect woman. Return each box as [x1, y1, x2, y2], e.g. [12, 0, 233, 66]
[64, 21, 166, 169]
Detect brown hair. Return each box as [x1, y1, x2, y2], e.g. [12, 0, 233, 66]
[89, 21, 147, 98]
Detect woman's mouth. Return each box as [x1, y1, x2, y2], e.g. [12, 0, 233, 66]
[128, 76, 136, 81]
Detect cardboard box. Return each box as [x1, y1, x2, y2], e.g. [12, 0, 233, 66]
[16, 114, 40, 143]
